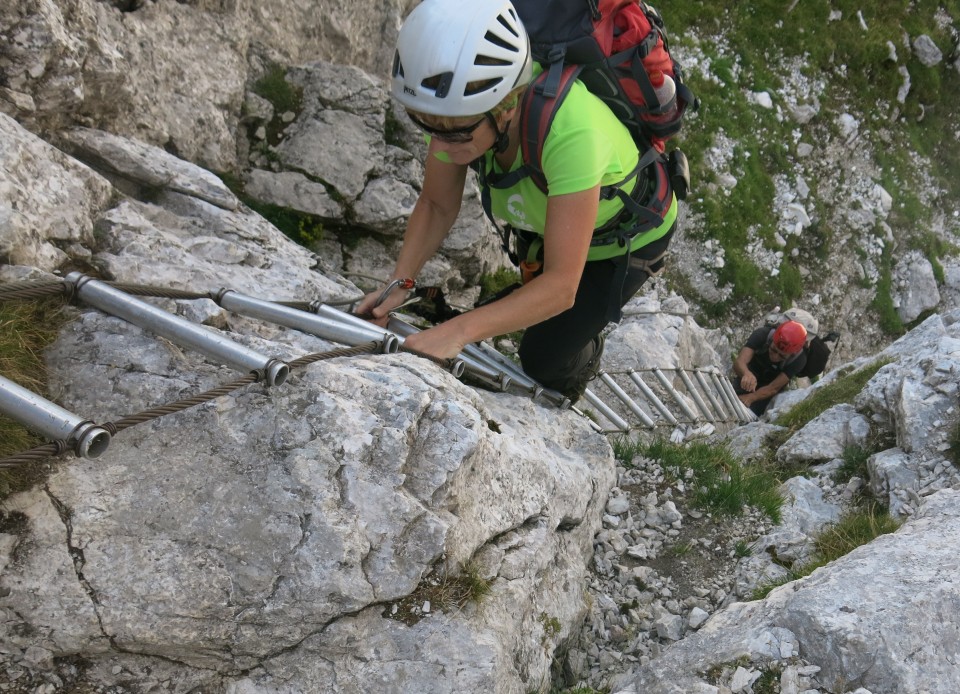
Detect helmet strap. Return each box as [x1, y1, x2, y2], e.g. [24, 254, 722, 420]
[486, 112, 510, 154]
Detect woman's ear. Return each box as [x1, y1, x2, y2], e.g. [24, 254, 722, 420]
[496, 104, 519, 128]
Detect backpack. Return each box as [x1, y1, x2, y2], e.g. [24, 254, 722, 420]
[477, 0, 698, 261]
[515, 0, 696, 164]
[796, 335, 831, 380]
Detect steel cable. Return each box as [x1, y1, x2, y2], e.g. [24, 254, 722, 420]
[0, 279, 72, 302]
[0, 341, 386, 468]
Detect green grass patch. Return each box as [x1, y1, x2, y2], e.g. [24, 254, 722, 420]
[0, 298, 71, 498]
[870, 244, 905, 337]
[948, 418, 960, 469]
[252, 64, 304, 145]
[662, 1, 960, 318]
[643, 439, 783, 523]
[775, 359, 889, 429]
[752, 502, 900, 598]
[477, 267, 522, 304]
[611, 435, 647, 467]
[833, 444, 872, 485]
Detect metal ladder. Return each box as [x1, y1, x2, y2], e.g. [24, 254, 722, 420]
[0, 276, 753, 459]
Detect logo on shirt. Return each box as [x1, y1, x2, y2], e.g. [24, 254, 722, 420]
[506, 194, 526, 223]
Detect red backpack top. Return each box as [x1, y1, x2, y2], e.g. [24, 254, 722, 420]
[478, 0, 699, 253]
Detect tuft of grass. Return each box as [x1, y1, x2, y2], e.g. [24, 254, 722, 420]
[870, 245, 905, 337]
[252, 64, 304, 145]
[477, 267, 522, 304]
[775, 359, 889, 429]
[948, 419, 960, 469]
[643, 439, 783, 523]
[385, 560, 492, 626]
[611, 435, 646, 467]
[752, 502, 900, 599]
[0, 297, 71, 498]
[813, 504, 900, 562]
[833, 444, 872, 485]
[753, 667, 781, 694]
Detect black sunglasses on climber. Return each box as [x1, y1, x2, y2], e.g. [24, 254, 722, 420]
[406, 111, 491, 143]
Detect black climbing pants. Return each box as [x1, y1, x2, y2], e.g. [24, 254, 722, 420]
[518, 228, 674, 398]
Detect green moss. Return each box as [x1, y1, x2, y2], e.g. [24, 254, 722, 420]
[252, 65, 304, 145]
[0, 298, 71, 498]
[775, 359, 889, 429]
[948, 419, 960, 469]
[478, 267, 521, 303]
[253, 65, 301, 116]
[662, 1, 960, 317]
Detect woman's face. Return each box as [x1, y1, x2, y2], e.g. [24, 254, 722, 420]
[429, 119, 497, 164]
[408, 110, 511, 164]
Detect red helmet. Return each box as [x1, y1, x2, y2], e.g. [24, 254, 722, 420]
[772, 320, 807, 354]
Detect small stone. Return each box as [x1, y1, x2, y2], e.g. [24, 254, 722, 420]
[607, 496, 631, 515]
[687, 607, 709, 629]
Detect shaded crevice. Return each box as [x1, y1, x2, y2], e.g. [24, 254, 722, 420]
[43, 485, 111, 640]
[41, 489, 216, 670]
[334, 464, 350, 507]
[480, 512, 548, 554]
[262, 512, 313, 605]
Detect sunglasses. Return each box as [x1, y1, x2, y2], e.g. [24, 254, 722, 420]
[406, 112, 491, 143]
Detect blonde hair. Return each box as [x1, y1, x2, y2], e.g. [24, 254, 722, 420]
[408, 83, 527, 131]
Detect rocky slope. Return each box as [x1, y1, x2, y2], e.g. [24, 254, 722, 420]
[2, 2, 960, 693]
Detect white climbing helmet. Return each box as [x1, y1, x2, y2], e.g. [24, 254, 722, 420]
[391, 0, 533, 117]
[783, 307, 819, 338]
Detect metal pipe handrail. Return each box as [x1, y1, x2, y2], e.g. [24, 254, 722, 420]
[581, 388, 630, 432]
[473, 342, 540, 395]
[695, 369, 730, 421]
[598, 371, 655, 428]
[627, 369, 679, 426]
[386, 316, 508, 390]
[675, 368, 715, 421]
[651, 367, 700, 423]
[716, 368, 757, 422]
[66, 273, 289, 386]
[215, 289, 399, 355]
[313, 305, 465, 378]
[473, 342, 570, 408]
[708, 369, 740, 422]
[0, 375, 111, 458]
[570, 406, 604, 433]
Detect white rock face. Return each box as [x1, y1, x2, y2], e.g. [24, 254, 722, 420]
[3, 7, 960, 692]
[0, 105, 621, 691]
[0, 0, 405, 168]
[610, 490, 960, 694]
[0, 113, 114, 270]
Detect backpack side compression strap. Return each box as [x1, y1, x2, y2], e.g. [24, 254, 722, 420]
[518, 65, 583, 195]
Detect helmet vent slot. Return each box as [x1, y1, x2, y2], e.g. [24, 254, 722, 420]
[496, 12, 520, 38]
[464, 76, 503, 96]
[484, 28, 520, 52]
[421, 72, 454, 98]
